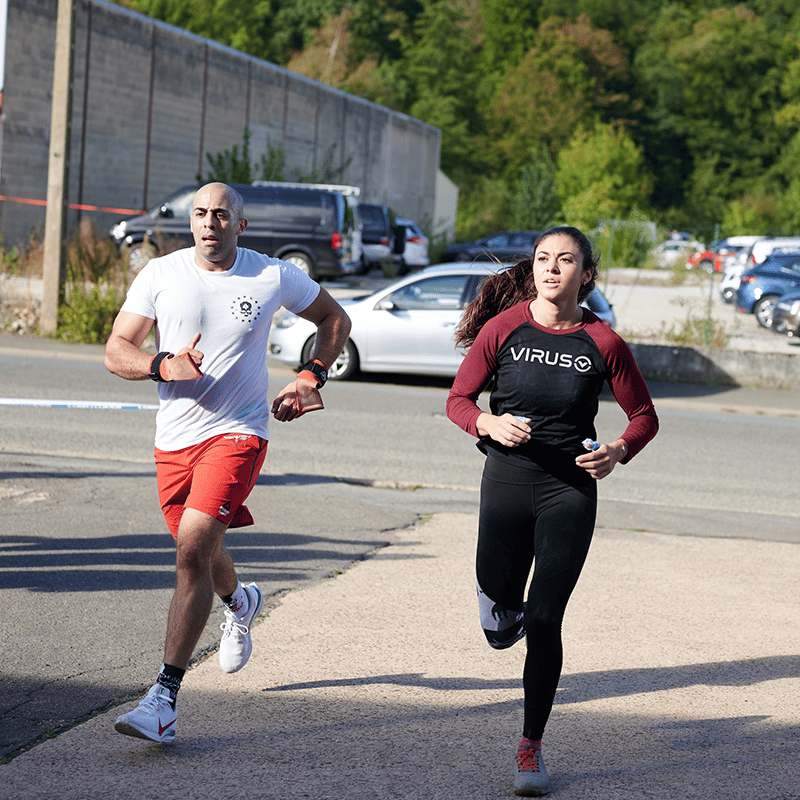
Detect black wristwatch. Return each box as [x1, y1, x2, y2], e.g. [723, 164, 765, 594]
[298, 359, 328, 388]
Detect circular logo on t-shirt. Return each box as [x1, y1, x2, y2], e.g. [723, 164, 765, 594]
[231, 296, 262, 323]
[574, 355, 593, 373]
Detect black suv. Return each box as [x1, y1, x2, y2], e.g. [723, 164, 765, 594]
[357, 203, 405, 271]
[110, 184, 359, 279]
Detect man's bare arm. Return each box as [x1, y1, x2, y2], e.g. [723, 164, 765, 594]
[105, 311, 204, 381]
[295, 287, 352, 368]
[271, 289, 351, 422]
[105, 311, 158, 380]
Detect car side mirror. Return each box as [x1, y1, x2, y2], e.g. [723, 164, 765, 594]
[377, 299, 398, 311]
[159, 204, 174, 218]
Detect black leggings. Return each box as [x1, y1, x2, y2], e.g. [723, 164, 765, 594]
[476, 454, 597, 740]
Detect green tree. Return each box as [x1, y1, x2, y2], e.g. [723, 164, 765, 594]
[556, 123, 652, 229]
[402, 0, 485, 182]
[510, 147, 561, 231]
[127, 0, 346, 64]
[721, 194, 779, 235]
[485, 15, 630, 180]
[477, 0, 540, 92]
[632, 5, 793, 225]
[455, 177, 513, 242]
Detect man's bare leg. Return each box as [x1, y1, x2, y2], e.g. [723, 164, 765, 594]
[164, 509, 232, 670]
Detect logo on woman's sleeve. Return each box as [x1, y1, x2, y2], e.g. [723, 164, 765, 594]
[231, 296, 262, 323]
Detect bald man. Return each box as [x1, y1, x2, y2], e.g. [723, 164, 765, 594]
[106, 183, 351, 743]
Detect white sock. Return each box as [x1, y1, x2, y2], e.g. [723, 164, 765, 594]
[224, 582, 248, 617]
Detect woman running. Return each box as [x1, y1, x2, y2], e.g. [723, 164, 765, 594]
[446, 226, 658, 796]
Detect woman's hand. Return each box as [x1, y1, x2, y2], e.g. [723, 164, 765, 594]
[575, 439, 627, 479]
[476, 413, 531, 448]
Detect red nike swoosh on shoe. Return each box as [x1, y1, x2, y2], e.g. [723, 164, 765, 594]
[159, 718, 176, 736]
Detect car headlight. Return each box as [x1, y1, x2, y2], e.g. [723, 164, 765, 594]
[275, 312, 299, 329]
[110, 221, 127, 241]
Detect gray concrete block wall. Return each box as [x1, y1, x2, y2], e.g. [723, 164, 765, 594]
[1, 0, 442, 248]
[150, 31, 208, 193]
[3, 0, 56, 220]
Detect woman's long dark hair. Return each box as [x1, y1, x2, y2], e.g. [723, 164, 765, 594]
[454, 226, 600, 348]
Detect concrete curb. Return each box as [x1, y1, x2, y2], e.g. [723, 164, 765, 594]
[630, 342, 800, 390]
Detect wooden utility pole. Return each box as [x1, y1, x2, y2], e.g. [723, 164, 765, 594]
[41, 0, 76, 333]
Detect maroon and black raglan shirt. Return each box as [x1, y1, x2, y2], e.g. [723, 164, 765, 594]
[446, 301, 658, 469]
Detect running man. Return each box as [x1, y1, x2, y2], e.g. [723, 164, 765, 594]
[105, 182, 351, 743]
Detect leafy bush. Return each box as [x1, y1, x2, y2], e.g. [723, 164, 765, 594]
[0, 230, 44, 278]
[593, 214, 657, 271]
[201, 128, 352, 184]
[57, 283, 124, 344]
[55, 220, 128, 343]
[664, 315, 730, 349]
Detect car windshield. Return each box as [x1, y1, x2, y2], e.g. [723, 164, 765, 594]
[483, 233, 511, 247]
[152, 188, 195, 218]
[385, 275, 469, 310]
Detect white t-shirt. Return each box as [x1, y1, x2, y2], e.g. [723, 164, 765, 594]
[121, 247, 320, 450]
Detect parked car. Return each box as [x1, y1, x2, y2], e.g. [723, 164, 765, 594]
[736, 254, 800, 327]
[268, 263, 616, 380]
[651, 239, 703, 268]
[394, 218, 430, 273]
[686, 236, 759, 273]
[720, 260, 745, 303]
[771, 290, 800, 336]
[718, 236, 769, 302]
[357, 203, 402, 270]
[254, 180, 366, 269]
[742, 236, 800, 267]
[109, 183, 359, 279]
[686, 248, 725, 273]
[440, 231, 540, 263]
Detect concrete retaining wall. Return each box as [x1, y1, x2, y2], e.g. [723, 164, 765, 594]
[1, 0, 441, 245]
[630, 343, 800, 390]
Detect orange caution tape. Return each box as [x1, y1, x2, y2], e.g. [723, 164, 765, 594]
[0, 195, 143, 215]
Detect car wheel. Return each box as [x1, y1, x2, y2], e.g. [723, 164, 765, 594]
[283, 252, 315, 280]
[754, 295, 779, 328]
[699, 259, 714, 274]
[721, 287, 736, 303]
[124, 240, 157, 272]
[302, 336, 359, 381]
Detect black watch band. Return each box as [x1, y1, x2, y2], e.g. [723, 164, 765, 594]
[149, 351, 171, 382]
[298, 359, 328, 387]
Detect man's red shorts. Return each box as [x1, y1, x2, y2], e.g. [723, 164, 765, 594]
[155, 433, 268, 537]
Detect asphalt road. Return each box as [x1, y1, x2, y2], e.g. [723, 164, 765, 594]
[2, 331, 800, 760]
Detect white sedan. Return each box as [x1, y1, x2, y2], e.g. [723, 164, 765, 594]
[269, 263, 616, 380]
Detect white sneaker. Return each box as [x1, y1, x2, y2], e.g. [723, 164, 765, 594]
[219, 582, 263, 673]
[114, 683, 177, 743]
